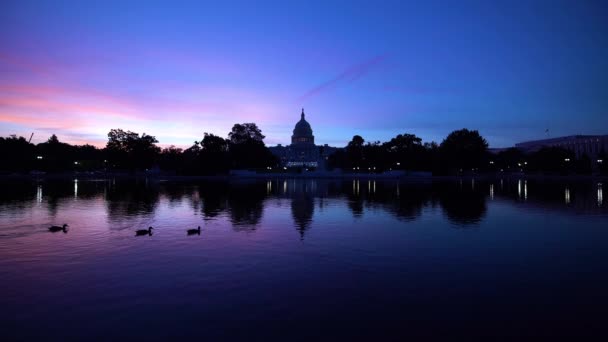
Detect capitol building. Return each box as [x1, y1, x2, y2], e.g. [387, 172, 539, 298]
[269, 109, 338, 169]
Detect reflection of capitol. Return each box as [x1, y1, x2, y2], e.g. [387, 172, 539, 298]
[268, 109, 339, 169]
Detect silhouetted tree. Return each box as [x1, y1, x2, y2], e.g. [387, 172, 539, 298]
[228, 123, 265, 144]
[0, 135, 36, 173]
[494, 147, 526, 173]
[228, 123, 277, 169]
[200, 133, 230, 174]
[528, 147, 574, 175]
[106, 129, 160, 170]
[159, 145, 184, 173]
[36, 134, 76, 171]
[439, 129, 489, 174]
[383, 133, 426, 170]
[345, 135, 365, 169]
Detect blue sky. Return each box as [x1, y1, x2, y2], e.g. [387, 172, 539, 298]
[1, 0, 607, 147]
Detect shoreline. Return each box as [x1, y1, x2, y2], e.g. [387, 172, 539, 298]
[1, 172, 606, 182]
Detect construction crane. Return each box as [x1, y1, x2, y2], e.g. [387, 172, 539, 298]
[28, 132, 34, 143]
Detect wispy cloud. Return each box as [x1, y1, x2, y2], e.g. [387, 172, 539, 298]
[296, 55, 387, 102]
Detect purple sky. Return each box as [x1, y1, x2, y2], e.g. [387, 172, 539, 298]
[1, 0, 607, 148]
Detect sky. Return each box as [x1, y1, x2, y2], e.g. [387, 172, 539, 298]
[1, 0, 607, 148]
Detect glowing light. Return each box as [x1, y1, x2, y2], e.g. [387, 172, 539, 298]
[598, 183, 603, 207]
[36, 156, 43, 160]
[36, 184, 42, 203]
[489, 184, 494, 200]
[565, 187, 571, 204]
[518, 179, 522, 199]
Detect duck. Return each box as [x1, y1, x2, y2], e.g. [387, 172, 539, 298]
[135, 226, 153, 236]
[187, 226, 201, 235]
[49, 224, 68, 233]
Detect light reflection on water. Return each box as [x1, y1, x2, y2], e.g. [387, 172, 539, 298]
[1, 178, 607, 339]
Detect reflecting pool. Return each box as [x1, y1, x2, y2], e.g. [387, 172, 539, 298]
[1, 178, 607, 339]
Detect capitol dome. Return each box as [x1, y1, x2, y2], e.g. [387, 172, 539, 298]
[292, 108, 315, 145]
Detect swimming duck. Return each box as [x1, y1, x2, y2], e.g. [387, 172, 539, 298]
[49, 224, 68, 233]
[187, 226, 201, 235]
[135, 227, 153, 236]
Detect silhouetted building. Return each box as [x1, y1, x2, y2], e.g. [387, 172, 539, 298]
[269, 109, 340, 169]
[515, 135, 608, 159]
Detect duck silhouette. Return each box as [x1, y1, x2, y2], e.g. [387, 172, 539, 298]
[187, 226, 201, 235]
[135, 227, 153, 236]
[49, 224, 68, 233]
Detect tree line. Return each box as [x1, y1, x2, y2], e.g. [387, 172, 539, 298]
[1, 126, 605, 175]
[0, 123, 277, 175]
[328, 128, 607, 175]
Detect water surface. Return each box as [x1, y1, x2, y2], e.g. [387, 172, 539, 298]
[1, 178, 607, 339]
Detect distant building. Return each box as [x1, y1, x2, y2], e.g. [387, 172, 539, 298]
[269, 109, 340, 169]
[515, 135, 608, 159]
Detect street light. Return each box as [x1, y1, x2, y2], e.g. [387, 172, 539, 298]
[564, 158, 570, 162]
[489, 161, 494, 165]
[598, 159, 604, 164]
[37, 156, 43, 160]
